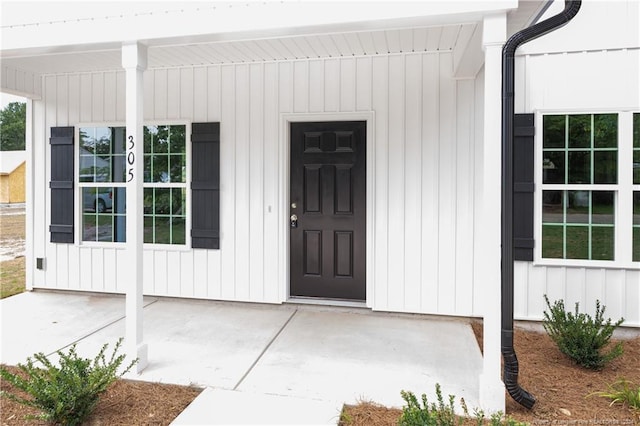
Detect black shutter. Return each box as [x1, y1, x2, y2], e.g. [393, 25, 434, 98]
[50, 126, 75, 243]
[513, 114, 535, 261]
[191, 122, 220, 249]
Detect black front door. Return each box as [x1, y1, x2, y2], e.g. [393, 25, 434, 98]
[290, 121, 366, 301]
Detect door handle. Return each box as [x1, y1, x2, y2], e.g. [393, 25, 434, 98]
[290, 214, 298, 228]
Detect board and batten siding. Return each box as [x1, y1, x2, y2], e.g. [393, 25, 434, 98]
[35, 51, 485, 317]
[513, 47, 640, 326]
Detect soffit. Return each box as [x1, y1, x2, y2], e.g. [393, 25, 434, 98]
[1, 24, 477, 75]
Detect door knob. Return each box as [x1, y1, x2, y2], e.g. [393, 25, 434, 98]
[290, 214, 298, 228]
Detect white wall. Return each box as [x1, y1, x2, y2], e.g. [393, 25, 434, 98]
[32, 51, 487, 317]
[513, 0, 640, 327]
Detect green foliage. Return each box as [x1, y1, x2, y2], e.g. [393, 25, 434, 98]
[0, 338, 137, 425]
[592, 379, 640, 412]
[399, 384, 461, 426]
[0, 102, 26, 151]
[542, 295, 624, 369]
[400, 385, 528, 426]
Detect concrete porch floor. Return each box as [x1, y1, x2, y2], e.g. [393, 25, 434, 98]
[1, 291, 483, 425]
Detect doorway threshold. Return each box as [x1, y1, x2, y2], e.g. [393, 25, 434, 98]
[286, 297, 368, 309]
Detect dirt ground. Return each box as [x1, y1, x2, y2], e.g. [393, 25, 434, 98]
[0, 207, 26, 298]
[0, 366, 202, 425]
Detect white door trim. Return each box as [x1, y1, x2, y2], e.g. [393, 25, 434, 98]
[279, 111, 375, 307]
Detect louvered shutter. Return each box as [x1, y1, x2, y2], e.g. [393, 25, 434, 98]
[191, 122, 220, 249]
[513, 114, 535, 261]
[50, 126, 75, 243]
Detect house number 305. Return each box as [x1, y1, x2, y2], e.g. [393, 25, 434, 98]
[127, 135, 135, 182]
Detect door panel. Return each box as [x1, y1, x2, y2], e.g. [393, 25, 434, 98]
[290, 121, 366, 300]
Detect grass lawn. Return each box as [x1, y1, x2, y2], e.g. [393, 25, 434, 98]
[0, 211, 26, 299]
[0, 257, 25, 298]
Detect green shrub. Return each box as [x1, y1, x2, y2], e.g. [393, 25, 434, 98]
[592, 379, 640, 412]
[0, 338, 136, 425]
[399, 384, 461, 426]
[542, 295, 624, 369]
[400, 385, 528, 426]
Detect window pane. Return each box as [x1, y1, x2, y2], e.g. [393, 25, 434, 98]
[542, 225, 563, 258]
[542, 190, 563, 223]
[144, 188, 153, 215]
[153, 126, 169, 153]
[566, 226, 588, 259]
[592, 227, 614, 261]
[170, 154, 186, 182]
[593, 114, 617, 148]
[567, 191, 589, 224]
[593, 151, 617, 184]
[169, 125, 186, 153]
[154, 188, 171, 215]
[154, 217, 171, 244]
[634, 113, 640, 148]
[113, 215, 126, 243]
[634, 228, 640, 262]
[81, 186, 125, 242]
[96, 215, 113, 242]
[171, 217, 186, 245]
[568, 114, 590, 148]
[83, 214, 97, 241]
[152, 155, 169, 182]
[144, 216, 154, 243]
[634, 192, 640, 226]
[592, 191, 614, 225]
[172, 188, 185, 215]
[112, 187, 126, 214]
[543, 151, 565, 184]
[634, 151, 640, 185]
[112, 154, 126, 183]
[568, 151, 590, 184]
[543, 115, 565, 148]
[144, 155, 152, 183]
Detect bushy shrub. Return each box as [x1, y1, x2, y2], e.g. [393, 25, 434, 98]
[399, 384, 461, 426]
[542, 295, 624, 369]
[399, 384, 527, 426]
[0, 338, 136, 425]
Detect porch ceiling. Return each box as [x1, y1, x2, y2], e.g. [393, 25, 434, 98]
[1, 0, 546, 98]
[2, 24, 477, 75]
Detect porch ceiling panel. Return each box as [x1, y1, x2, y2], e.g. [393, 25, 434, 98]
[1, 24, 477, 76]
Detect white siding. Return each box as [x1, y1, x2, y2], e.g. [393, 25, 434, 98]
[514, 45, 640, 326]
[35, 52, 481, 317]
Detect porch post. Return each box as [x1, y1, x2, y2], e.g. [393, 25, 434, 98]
[122, 41, 148, 373]
[478, 13, 507, 412]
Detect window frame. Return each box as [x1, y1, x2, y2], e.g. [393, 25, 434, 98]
[535, 110, 639, 269]
[75, 123, 128, 246]
[74, 121, 191, 249]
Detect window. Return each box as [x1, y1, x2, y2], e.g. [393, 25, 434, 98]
[143, 125, 187, 245]
[78, 124, 188, 245]
[540, 113, 638, 264]
[78, 127, 127, 243]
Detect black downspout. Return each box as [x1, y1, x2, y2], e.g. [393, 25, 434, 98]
[501, 0, 581, 409]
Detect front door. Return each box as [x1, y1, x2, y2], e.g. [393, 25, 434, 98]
[289, 121, 366, 301]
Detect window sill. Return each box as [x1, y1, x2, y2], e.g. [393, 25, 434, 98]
[530, 258, 640, 270]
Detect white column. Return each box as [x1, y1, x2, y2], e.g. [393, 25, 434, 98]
[478, 13, 507, 413]
[25, 98, 34, 291]
[122, 41, 148, 373]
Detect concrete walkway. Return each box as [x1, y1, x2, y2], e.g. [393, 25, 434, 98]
[0, 291, 483, 425]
